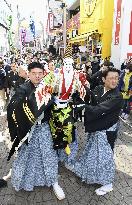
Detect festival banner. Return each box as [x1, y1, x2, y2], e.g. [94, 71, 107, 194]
[114, 0, 122, 45]
[49, 13, 54, 30]
[20, 28, 26, 46]
[7, 15, 13, 47]
[67, 12, 80, 30]
[29, 16, 35, 38]
[129, 11, 132, 45]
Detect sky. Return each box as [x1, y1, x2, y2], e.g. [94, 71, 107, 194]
[11, 0, 75, 17]
[66, 0, 75, 6]
[10, 0, 75, 30]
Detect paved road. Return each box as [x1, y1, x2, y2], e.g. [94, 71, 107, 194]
[0, 114, 132, 205]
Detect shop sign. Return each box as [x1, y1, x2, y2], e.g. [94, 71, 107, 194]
[129, 11, 132, 45]
[127, 53, 132, 59]
[84, 0, 97, 16]
[49, 13, 54, 30]
[114, 0, 122, 45]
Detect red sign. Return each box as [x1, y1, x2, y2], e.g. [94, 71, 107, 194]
[127, 53, 132, 59]
[48, 13, 54, 30]
[67, 12, 80, 30]
[114, 0, 122, 45]
[129, 11, 132, 45]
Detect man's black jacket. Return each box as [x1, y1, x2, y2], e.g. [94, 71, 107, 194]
[84, 85, 123, 133]
[4, 70, 19, 89]
[7, 81, 53, 160]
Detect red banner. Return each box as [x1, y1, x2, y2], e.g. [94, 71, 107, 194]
[67, 12, 80, 30]
[114, 0, 122, 45]
[129, 11, 132, 45]
[127, 53, 132, 59]
[48, 13, 54, 30]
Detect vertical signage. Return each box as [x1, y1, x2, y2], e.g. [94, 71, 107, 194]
[127, 53, 132, 59]
[129, 11, 132, 45]
[49, 13, 54, 30]
[114, 0, 122, 45]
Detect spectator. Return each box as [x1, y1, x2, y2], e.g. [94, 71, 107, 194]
[4, 62, 19, 100]
[15, 65, 28, 89]
[0, 60, 6, 113]
[119, 63, 132, 119]
[90, 61, 114, 90]
[91, 56, 100, 74]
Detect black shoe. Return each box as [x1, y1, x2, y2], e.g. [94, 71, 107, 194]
[0, 179, 7, 188]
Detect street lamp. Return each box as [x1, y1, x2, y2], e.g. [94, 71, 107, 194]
[55, 0, 67, 53]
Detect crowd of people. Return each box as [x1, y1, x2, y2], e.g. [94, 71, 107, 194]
[0, 46, 131, 200]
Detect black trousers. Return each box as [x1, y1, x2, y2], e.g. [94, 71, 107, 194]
[106, 130, 118, 151]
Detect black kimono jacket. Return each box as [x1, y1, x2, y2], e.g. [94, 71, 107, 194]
[7, 81, 53, 160]
[84, 85, 124, 133]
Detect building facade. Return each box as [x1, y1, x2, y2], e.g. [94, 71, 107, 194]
[69, 0, 114, 59]
[0, 0, 12, 56]
[111, 0, 132, 68]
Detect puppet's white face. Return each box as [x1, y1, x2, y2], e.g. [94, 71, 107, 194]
[63, 58, 74, 72]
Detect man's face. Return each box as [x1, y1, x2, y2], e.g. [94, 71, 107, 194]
[48, 62, 55, 71]
[102, 71, 119, 90]
[86, 62, 91, 67]
[28, 68, 44, 85]
[33, 56, 38, 62]
[11, 63, 17, 72]
[100, 65, 108, 71]
[63, 58, 74, 72]
[26, 57, 31, 64]
[125, 68, 130, 73]
[18, 67, 28, 79]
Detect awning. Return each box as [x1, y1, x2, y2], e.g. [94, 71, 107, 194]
[69, 31, 100, 43]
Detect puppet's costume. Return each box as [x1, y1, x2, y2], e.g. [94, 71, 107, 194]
[49, 45, 87, 163]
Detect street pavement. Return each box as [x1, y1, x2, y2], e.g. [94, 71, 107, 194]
[0, 113, 132, 205]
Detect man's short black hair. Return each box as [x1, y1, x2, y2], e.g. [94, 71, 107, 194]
[48, 60, 54, 64]
[0, 60, 4, 65]
[103, 60, 114, 67]
[28, 62, 44, 72]
[102, 67, 120, 79]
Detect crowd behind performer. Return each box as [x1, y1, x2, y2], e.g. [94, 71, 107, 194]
[48, 60, 55, 72]
[119, 63, 132, 120]
[4, 62, 19, 100]
[89, 61, 114, 90]
[68, 67, 123, 196]
[15, 64, 28, 88]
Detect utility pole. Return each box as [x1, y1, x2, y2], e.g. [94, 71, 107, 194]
[62, 1, 67, 53]
[55, 0, 67, 53]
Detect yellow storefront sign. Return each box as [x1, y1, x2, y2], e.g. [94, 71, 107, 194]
[69, 0, 114, 59]
[70, 32, 93, 43]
